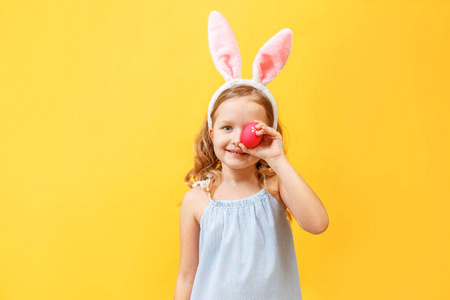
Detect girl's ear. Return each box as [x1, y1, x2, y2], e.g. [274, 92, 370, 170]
[252, 28, 293, 85]
[209, 128, 214, 140]
[208, 11, 242, 82]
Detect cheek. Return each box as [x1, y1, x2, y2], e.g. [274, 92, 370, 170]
[214, 135, 226, 145]
[212, 137, 225, 151]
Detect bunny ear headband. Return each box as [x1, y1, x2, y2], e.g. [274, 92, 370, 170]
[207, 11, 293, 131]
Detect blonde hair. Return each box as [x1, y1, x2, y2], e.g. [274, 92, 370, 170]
[182, 84, 292, 223]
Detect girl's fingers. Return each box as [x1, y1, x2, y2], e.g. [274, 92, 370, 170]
[253, 120, 281, 139]
[253, 121, 265, 130]
[239, 143, 251, 154]
[256, 123, 276, 136]
[254, 120, 265, 128]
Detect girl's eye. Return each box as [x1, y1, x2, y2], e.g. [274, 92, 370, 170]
[223, 126, 232, 131]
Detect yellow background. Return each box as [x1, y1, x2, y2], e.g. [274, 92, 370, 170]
[1, 0, 449, 299]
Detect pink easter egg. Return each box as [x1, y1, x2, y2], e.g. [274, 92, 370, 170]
[241, 122, 262, 148]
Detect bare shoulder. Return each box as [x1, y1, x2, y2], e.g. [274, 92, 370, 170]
[265, 174, 288, 210]
[182, 187, 210, 225]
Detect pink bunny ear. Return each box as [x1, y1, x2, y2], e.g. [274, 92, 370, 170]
[208, 11, 242, 81]
[252, 28, 293, 85]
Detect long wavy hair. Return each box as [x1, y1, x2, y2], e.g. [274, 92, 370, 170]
[182, 84, 292, 223]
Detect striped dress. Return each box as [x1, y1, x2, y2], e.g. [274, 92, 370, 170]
[190, 183, 302, 299]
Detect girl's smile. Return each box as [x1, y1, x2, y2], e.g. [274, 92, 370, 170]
[226, 149, 248, 157]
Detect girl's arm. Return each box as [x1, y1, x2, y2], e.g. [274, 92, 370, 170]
[239, 120, 329, 234]
[271, 156, 329, 234]
[174, 190, 200, 299]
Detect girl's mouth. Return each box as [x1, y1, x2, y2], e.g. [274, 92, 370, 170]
[226, 150, 247, 157]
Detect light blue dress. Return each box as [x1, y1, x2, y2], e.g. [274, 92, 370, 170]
[190, 184, 302, 300]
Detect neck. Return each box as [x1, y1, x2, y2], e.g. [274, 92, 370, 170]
[220, 164, 259, 187]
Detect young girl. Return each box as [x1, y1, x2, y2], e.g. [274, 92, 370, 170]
[174, 11, 328, 300]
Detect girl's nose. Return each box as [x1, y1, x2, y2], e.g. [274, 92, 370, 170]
[231, 129, 242, 145]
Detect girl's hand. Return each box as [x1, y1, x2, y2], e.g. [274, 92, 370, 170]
[239, 120, 286, 164]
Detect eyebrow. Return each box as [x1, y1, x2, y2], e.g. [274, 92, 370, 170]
[216, 119, 234, 124]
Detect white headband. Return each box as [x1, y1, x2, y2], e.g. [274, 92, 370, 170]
[207, 11, 293, 131]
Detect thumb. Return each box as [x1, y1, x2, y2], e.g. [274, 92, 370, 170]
[239, 143, 254, 155]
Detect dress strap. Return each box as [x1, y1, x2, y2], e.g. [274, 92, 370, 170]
[192, 178, 211, 191]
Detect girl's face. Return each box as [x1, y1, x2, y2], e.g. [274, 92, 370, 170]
[209, 96, 269, 170]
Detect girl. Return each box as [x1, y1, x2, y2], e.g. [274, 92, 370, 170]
[174, 11, 328, 300]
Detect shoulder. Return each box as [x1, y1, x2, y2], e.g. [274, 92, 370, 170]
[265, 173, 288, 210]
[181, 187, 206, 210]
[182, 186, 210, 225]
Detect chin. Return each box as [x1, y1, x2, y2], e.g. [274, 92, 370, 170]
[221, 158, 260, 170]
